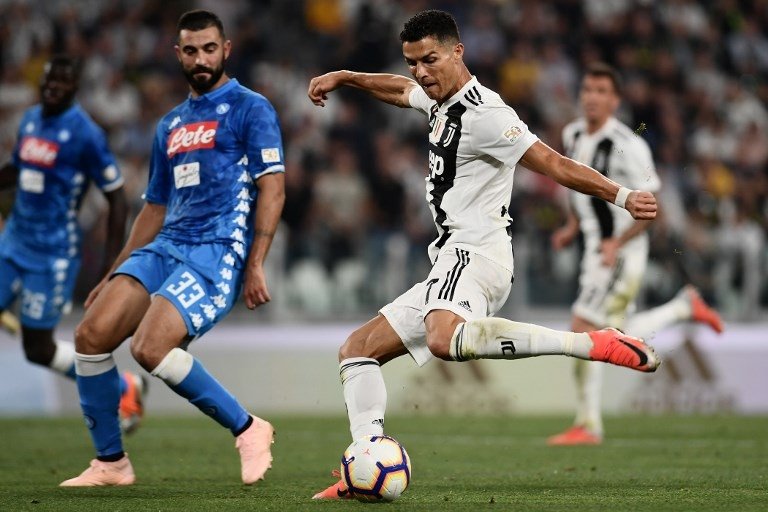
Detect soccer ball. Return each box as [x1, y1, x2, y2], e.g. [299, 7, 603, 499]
[340, 435, 412, 502]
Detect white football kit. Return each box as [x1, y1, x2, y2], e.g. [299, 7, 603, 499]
[562, 116, 661, 327]
[380, 76, 538, 366]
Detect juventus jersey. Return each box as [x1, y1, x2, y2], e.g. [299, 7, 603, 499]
[562, 117, 660, 253]
[408, 76, 538, 271]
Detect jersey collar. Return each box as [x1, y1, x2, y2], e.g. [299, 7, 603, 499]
[440, 75, 479, 110]
[189, 78, 238, 103]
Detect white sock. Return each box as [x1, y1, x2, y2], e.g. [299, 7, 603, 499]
[50, 340, 76, 375]
[74, 352, 116, 376]
[151, 347, 194, 385]
[573, 359, 604, 436]
[339, 357, 386, 440]
[624, 291, 690, 341]
[449, 318, 593, 362]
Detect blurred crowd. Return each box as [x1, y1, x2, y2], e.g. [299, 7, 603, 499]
[0, 0, 766, 320]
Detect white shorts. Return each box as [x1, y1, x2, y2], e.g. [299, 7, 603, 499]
[380, 247, 513, 366]
[572, 246, 647, 329]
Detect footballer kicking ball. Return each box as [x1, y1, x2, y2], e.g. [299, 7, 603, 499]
[340, 435, 412, 502]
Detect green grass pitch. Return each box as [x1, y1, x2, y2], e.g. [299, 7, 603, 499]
[1, 415, 766, 511]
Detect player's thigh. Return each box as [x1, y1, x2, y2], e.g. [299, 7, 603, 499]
[76, 274, 151, 354]
[0, 256, 21, 311]
[340, 314, 409, 365]
[573, 251, 646, 328]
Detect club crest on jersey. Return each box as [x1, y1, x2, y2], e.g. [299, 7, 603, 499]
[167, 121, 218, 157]
[19, 136, 59, 167]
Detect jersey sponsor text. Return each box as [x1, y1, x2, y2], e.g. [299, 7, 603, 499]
[19, 136, 59, 167]
[167, 121, 218, 156]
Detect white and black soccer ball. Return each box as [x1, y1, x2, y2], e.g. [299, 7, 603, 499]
[340, 435, 412, 502]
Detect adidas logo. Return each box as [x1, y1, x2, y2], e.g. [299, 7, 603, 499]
[458, 300, 472, 312]
[372, 418, 384, 427]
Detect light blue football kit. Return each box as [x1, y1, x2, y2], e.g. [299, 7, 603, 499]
[77, 79, 285, 458]
[0, 103, 123, 330]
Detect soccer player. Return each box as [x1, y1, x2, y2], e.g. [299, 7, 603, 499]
[0, 56, 146, 433]
[60, 10, 285, 487]
[546, 63, 723, 446]
[307, 10, 660, 499]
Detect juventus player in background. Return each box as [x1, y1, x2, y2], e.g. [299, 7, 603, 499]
[546, 63, 723, 446]
[309, 10, 661, 499]
[0, 56, 145, 435]
[61, 10, 284, 486]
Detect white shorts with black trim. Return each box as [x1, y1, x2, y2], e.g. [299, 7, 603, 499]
[571, 246, 648, 329]
[380, 246, 513, 366]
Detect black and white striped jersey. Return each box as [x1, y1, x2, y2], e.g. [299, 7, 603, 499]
[408, 76, 538, 272]
[562, 116, 661, 253]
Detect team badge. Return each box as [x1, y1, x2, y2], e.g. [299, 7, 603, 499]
[503, 125, 522, 143]
[58, 129, 71, 142]
[216, 103, 230, 114]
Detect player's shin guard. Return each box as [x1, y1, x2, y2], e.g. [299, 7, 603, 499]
[152, 348, 250, 436]
[449, 318, 593, 361]
[75, 353, 124, 459]
[51, 340, 77, 379]
[340, 358, 386, 440]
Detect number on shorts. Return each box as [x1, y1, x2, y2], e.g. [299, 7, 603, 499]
[166, 271, 206, 308]
[22, 290, 46, 320]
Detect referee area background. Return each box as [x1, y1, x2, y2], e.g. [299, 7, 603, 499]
[1, 1, 766, 417]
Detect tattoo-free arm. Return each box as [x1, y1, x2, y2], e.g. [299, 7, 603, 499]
[308, 70, 417, 108]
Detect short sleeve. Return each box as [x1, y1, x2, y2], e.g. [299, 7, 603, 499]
[625, 138, 661, 192]
[407, 85, 432, 115]
[241, 98, 285, 180]
[471, 106, 539, 168]
[81, 123, 123, 193]
[143, 128, 171, 205]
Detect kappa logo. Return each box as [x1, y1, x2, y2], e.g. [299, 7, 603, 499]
[458, 300, 472, 312]
[19, 136, 59, 167]
[167, 121, 218, 157]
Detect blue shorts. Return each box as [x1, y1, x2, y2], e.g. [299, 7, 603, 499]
[0, 252, 80, 329]
[115, 239, 243, 338]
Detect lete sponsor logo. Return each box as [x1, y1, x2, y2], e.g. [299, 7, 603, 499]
[19, 136, 59, 167]
[167, 121, 218, 157]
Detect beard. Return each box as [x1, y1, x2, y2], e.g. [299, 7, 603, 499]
[183, 63, 225, 94]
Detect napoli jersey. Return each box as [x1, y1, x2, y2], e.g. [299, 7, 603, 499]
[562, 117, 660, 254]
[1, 103, 122, 264]
[408, 77, 539, 272]
[145, 79, 284, 263]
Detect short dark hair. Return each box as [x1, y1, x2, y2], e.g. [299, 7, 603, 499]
[177, 9, 225, 39]
[47, 55, 82, 80]
[584, 62, 623, 95]
[399, 9, 460, 44]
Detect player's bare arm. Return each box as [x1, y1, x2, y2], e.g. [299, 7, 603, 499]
[308, 70, 417, 108]
[85, 202, 166, 307]
[0, 163, 18, 189]
[552, 209, 580, 250]
[243, 172, 285, 310]
[101, 188, 128, 278]
[520, 140, 657, 220]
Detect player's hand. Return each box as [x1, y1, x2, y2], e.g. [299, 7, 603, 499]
[551, 226, 576, 250]
[85, 277, 109, 308]
[308, 71, 348, 107]
[625, 190, 657, 220]
[600, 238, 620, 267]
[243, 263, 271, 309]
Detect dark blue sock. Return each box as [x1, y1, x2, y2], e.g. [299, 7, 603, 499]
[77, 366, 123, 458]
[65, 363, 76, 380]
[170, 358, 250, 435]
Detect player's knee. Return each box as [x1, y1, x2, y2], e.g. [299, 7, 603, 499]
[74, 318, 111, 354]
[339, 330, 373, 361]
[129, 334, 157, 371]
[425, 332, 452, 360]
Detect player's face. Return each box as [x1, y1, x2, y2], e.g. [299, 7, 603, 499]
[40, 63, 78, 115]
[580, 75, 620, 125]
[175, 26, 231, 95]
[403, 36, 464, 103]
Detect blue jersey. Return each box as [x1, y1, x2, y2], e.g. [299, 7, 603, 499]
[1, 103, 122, 265]
[145, 79, 285, 264]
